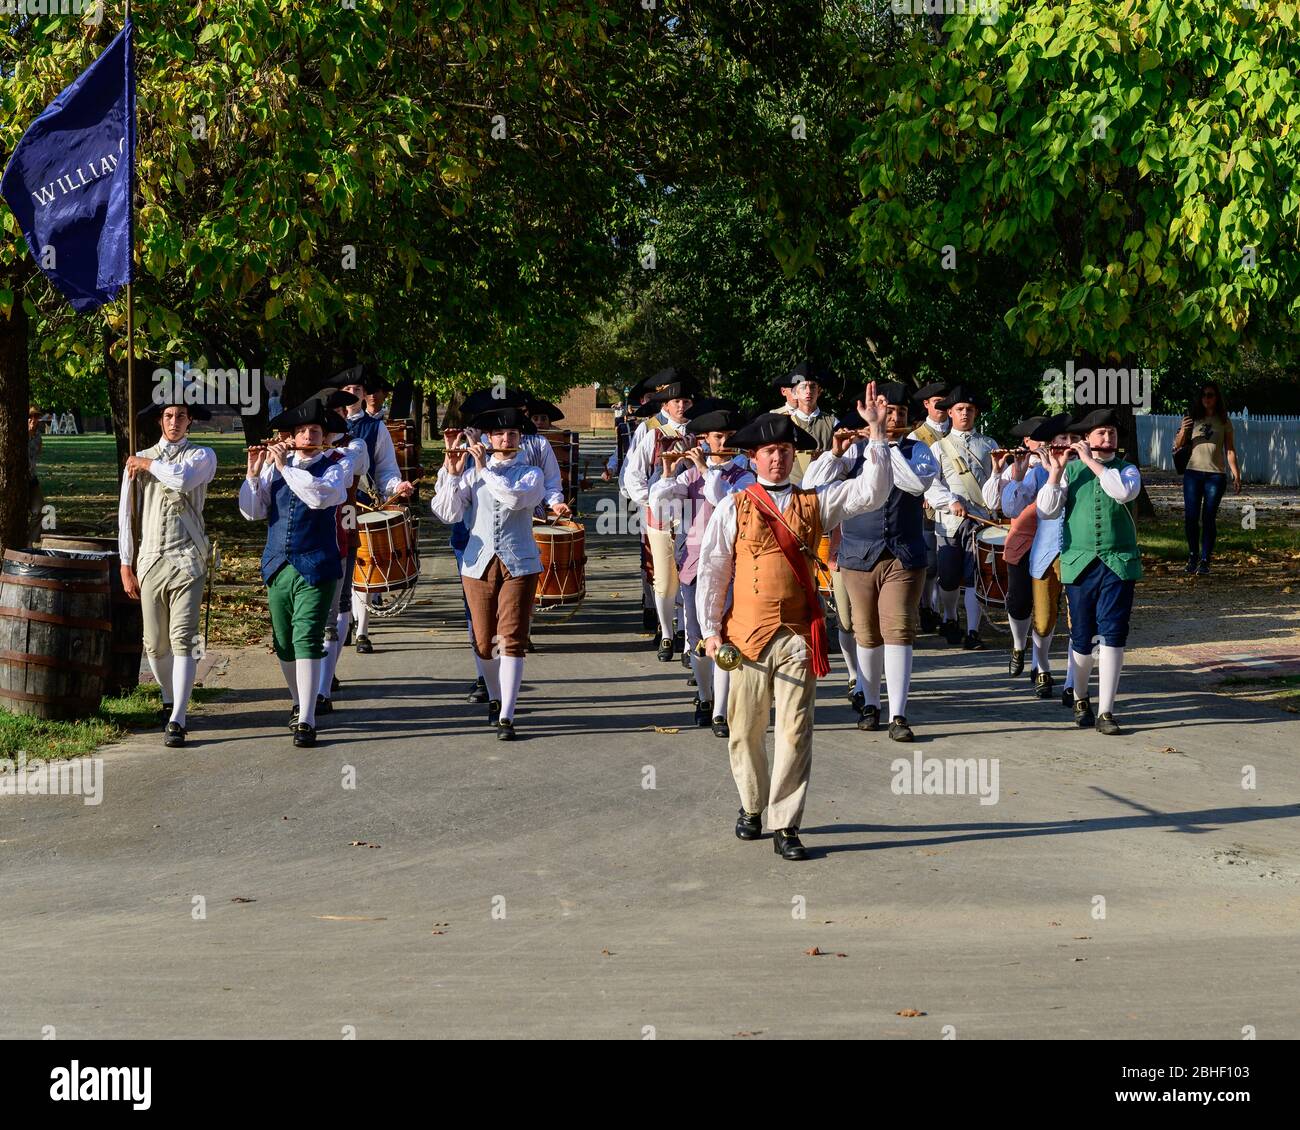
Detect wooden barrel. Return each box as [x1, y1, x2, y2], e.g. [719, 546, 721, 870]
[385, 418, 423, 481]
[39, 535, 143, 697]
[540, 428, 580, 501]
[0, 548, 112, 720]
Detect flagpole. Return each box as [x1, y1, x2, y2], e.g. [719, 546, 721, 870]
[124, 0, 135, 456]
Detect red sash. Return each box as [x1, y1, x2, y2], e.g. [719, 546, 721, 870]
[742, 484, 831, 678]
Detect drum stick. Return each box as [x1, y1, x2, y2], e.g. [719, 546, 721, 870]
[377, 478, 423, 509]
[966, 513, 1009, 530]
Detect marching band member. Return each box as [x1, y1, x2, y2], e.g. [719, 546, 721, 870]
[431, 406, 546, 741]
[622, 373, 696, 661]
[364, 374, 393, 420]
[698, 390, 893, 862]
[923, 385, 999, 649]
[987, 416, 1048, 676]
[805, 383, 937, 740]
[1001, 414, 1078, 702]
[240, 398, 351, 748]
[649, 407, 753, 734]
[313, 391, 370, 714]
[337, 371, 415, 654]
[907, 381, 950, 633]
[117, 398, 217, 748]
[771, 362, 838, 483]
[1035, 408, 1142, 735]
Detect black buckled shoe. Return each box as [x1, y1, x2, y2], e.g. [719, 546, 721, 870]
[849, 690, 866, 715]
[694, 698, 712, 727]
[857, 704, 880, 732]
[288, 705, 300, 731]
[496, 719, 515, 741]
[355, 634, 374, 654]
[1073, 697, 1096, 729]
[919, 607, 940, 633]
[292, 723, 317, 748]
[773, 828, 808, 861]
[1196, 559, 1210, 576]
[163, 721, 186, 748]
[467, 677, 488, 704]
[1008, 647, 1025, 676]
[656, 637, 674, 662]
[1095, 712, 1122, 736]
[940, 619, 962, 645]
[712, 716, 730, 738]
[487, 699, 501, 726]
[1034, 670, 1055, 699]
[316, 694, 333, 716]
[963, 630, 985, 651]
[888, 716, 914, 742]
[734, 808, 762, 840]
[1061, 687, 1074, 708]
[158, 703, 174, 726]
[686, 673, 696, 687]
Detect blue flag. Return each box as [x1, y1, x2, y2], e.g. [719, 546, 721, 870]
[1, 21, 136, 313]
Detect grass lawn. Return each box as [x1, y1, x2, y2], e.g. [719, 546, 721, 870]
[1, 684, 225, 760]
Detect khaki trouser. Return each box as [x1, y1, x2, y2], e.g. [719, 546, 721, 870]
[141, 557, 205, 660]
[1032, 560, 1063, 637]
[839, 556, 926, 647]
[727, 627, 815, 830]
[645, 524, 680, 602]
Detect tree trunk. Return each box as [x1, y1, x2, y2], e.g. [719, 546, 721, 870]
[0, 296, 32, 554]
[390, 380, 413, 418]
[411, 385, 424, 440]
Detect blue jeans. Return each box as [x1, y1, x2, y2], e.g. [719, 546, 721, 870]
[1183, 469, 1227, 562]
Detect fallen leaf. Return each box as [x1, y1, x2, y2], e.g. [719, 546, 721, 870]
[1074, 935, 1092, 940]
[230, 897, 256, 904]
[601, 948, 614, 956]
[648, 725, 680, 735]
[804, 946, 823, 956]
[835, 952, 848, 958]
[1156, 746, 1180, 754]
[1048, 920, 1061, 926]
[347, 841, 381, 848]
[896, 1008, 926, 1017]
[313, 915, 387, 922]
[430, 930, 446, 935]
[1072, 957, 1086, 962]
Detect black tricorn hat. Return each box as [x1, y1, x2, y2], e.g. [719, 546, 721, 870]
[311, 387, 362, 413]
[729, 411, 818, 452]
[1010, 414, 1049, 439]
[633, 399, 662, 419]
[1028, 412, 1076, 442]
[1069, 407, 1120, 433]
[686, 407, 743, 434]
[137, 397, 212, 422]
[877, 381, 912, 409]
[526, 396, 564, 423]
[912, 381, 950, 404]
[324, 410, 350, 437]
[270, 397, 334, 432]
[937, 384, 987, 411]
[462, 386, 529, 418]
[330, 363, 369, 391]
[472, 406, 531, 432]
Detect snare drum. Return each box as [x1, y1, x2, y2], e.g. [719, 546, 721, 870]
[534, 521, 586, 607]
[354, 510, 419, 592]
[975, 526, 1010, 610]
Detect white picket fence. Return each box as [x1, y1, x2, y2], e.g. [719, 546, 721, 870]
[1135, 414, 1300, 486]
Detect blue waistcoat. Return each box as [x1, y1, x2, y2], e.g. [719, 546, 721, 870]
[260, 460, 343, 586]
[838, 440, 927, 572]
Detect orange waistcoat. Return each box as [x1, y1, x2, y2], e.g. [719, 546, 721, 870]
[723, 488, 823, 661]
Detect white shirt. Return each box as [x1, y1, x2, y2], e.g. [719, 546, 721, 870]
[696, 442, 893, 638]
[621, 414, 691, 514]
[924, 427, 1000, 536]
[803, 440, 933, 500]
[117, 440, 217, 569]
[1035, 457, 1142, 519]
[239, 451, 350, 519]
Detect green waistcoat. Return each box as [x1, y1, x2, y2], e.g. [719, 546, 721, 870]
[1060, 457, 1143, 584]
